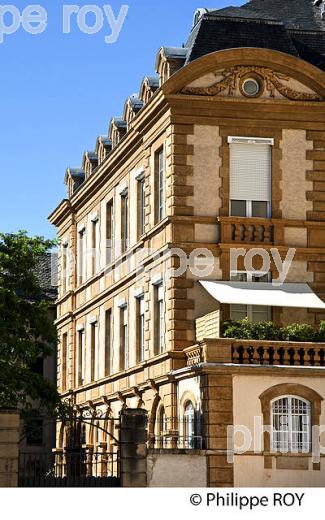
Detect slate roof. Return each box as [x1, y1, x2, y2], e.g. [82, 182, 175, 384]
[185, 0, 325, 70]
[240, 0, 325, 31]
[34, 254, 57, 301]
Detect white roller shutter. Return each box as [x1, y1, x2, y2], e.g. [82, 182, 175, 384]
[229, 141, 272, 202]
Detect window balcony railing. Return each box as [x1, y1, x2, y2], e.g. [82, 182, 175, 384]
[185, 338, 325, 367]
[218, 216, 285, 246]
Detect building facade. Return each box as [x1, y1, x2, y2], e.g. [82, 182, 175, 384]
[49, 0, 325, 487]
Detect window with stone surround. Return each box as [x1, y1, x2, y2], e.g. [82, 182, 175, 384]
[78, 227, 86, 285]
[228, 136, 272, 219]
[76, 327, 84, 387]
[138, 176, 146, 238]
[62, 242, 69, 294]
[155, 147, 165, 222]
[61, 332, 68, 392]
[106, 200, 114, 264]
[121, 190, 129, 254]
[271, 396, 311, 453]
[105, 309, 112, 376]
[120, 304, 128, 370]
[136, 294, 145, 363]
[90, 321, 98, 382]
[259, 383, 323, 470]
[91, 215, 100, 276]
[154, 282, 164, 354]
[184, 401, 195, 449]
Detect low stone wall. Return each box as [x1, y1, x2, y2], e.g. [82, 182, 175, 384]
[147, 450, 207, 487]
[0, 410, 20, 487]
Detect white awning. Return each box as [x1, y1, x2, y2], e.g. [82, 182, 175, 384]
[199, 281, 325, 309]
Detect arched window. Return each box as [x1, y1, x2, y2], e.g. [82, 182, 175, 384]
[159, 407, 168, 448]
[155, 405, 168, 448]
[184, 401, 195, 449]
[271, 396, 311, 453]
[96, 421, 101, 447]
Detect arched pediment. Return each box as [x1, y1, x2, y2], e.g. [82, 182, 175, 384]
[108, 117, 127, 148]
[162, 48, 325, 102]
[139, 75, 160, 104]
[123, 94, 144, 124]
[82, 151, 98, 178]
[96, 136, 112, 165]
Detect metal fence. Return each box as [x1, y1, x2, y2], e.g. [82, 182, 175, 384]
[19, 450, 120, 487]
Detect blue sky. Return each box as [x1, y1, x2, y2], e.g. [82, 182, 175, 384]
[0, 0, 242, 238]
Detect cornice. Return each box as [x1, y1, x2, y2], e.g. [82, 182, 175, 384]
[48, 91, 169, 224]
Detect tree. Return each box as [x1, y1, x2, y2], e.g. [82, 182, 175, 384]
[0, 231, 59, 414]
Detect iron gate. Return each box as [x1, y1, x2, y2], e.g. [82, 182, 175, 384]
[19, 409, 121, 487]
[19, 449, 120, 487]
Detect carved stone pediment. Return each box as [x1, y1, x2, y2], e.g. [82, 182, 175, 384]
[181, 65, 323, 102]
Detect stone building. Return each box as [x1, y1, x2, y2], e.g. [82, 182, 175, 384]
[49, 0, 325, 487]
[19, 255, 57, 456]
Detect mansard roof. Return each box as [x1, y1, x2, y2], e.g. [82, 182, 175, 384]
[239, 0, 325, 31]
[59, 1, 325, 199]
[186, 0, 325, 70]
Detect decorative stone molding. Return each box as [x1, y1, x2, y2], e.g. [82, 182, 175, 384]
[181, 66, 324, 102]
[259, 383, 323, 470]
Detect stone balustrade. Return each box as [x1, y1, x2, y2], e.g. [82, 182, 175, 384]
[185, 338, 325, 367]
[218, 216, 285, 245]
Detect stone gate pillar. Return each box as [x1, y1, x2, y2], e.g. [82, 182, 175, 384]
[120, 408, 148, 487]
[0, 409, 20, 487]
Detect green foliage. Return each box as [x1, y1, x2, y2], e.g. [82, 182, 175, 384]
[222, 318, 323, 343]
[222, 318, 281, 340]
[0, 231, 59, 414]
[280, 323, 317, 343]
[317, 321, 325, 342]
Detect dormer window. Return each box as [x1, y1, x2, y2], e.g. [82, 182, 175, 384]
[83, 151, 98, 179]
[65, 168, 85, 197]
[155, 47, 187, 86]
[109, 118, 127, 148]
[96, 136, 112, 165]
[139, 76, 160, 104]
[123, 94, 144, 125]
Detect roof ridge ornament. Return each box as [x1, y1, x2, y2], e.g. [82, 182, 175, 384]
[314, 0, 325, 20]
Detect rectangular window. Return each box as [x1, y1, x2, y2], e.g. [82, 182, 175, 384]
[77, 329, 84, 387]
[121, 192, 129, 254]
[90, 322, 97, 382]
[229, 139, 272, 218]
[106, 200, 114, 264]
[78, 229, 86, 285]
[136, 295, 145, 363]
[105, 309, 112, 376]
[155, 283, 164, 354]
[91, 219, 99, 276]
[156, 148, 165, 222]
[230, 272, 271, 322]
[61, 333, 68, 392]
[138, 177, 146, 238]
[62, 244, 69, 293]
[120, 306, 128, 370]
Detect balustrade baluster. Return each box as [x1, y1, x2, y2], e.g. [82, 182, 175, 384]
[314, 347, 321, 367]
[293, 347, 301, 366]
